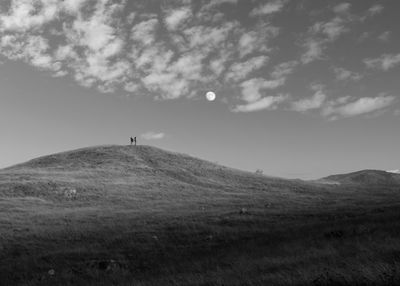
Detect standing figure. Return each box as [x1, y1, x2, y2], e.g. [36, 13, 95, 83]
[130, 137, 137, 146]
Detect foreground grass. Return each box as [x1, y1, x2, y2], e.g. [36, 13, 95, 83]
[1, 202, 400, 286]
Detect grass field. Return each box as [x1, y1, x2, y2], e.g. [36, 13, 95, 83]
[1, 145, 400, 285]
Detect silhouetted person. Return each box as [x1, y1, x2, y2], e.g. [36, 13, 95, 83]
[130, 137, 136, 146]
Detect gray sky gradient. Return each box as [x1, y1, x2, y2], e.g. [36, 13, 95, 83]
[0, 0, 399, 179]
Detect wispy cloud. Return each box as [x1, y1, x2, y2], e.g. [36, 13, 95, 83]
[301, 39, 324, 64]
[322, 95, 395, 119]
[378, 31, 391, 42]
[202, 0, 238, 11]
[239, 78, 285, 103]
[271, 61, 298, 79]
[250, 0, 287, 17]
[164, 7, 192, 31]
[141, 132, 166, 140]
[0, 0, 397, 120]
[237, 23, 279, 58]
[333, 67, 362, 81]
[291, 85, 326, 112]
[364, 54, 400, 71]
[225, 56, 269, 82]
[233, 94, 288, 113]
[0, 0, 279, 100]
[367, 4, 384, 16]
[387, 169, 400, 174]
[301, 3, 353, 64]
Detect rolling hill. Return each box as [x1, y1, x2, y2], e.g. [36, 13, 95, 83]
[1, 145, 400, 286]
[320, 169, 400, 186]
[0, 145, 324, 210]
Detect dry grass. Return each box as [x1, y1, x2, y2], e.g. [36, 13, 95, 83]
[1, 145, 400, 285]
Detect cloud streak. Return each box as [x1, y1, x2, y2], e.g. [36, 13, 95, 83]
[141, 132, 166, 140]
[322, 95, 395, 119]
[364, 54, 400, 71]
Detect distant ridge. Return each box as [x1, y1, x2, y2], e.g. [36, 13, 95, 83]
[320, 169, 400, 186]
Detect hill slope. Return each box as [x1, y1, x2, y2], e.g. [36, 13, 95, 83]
[320, 169, 400, 186]
[2, 146, 400, 285]
[0, 145, 317, 206]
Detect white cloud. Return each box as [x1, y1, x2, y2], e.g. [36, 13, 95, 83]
[333, 3, 351, 14]
[240, 78, 285, 103]
[183, 22, 238, 54]
[378, 31, 391, 42]
[233, 94, 288, 113]
[322, 95, 395, 118]
[311, 17, 348, 41]
[364, 54, 400, 71]
[225, 56, 268, 82]
[333, 67, 362, 81]
[271, 61, 298, 79]
[250, 0, 286, 17]
[0, 0, 394, 120]
[237, 24, 278, 58]
[301, 39, 324, 64]
[367, 4, 384, 16]
[291, 87, 326, 112]
[301, 4, 353, 64]
[141, 131, 166, 140]
[0, 0, 59, 32]
[63, 0, 89, 14]
[202, 0, 238, 10]
[164, 7, 192, 31]
[131, 18, 159, 48]
[0, 0, 278, 102]
[386, 169, 400, 174]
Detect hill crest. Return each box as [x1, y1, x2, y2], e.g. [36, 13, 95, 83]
[320, 169, 400, 186]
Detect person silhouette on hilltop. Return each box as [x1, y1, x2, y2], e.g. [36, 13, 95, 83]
[130, 136, 137, 146]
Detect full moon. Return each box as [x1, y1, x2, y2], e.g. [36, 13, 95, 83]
[206, 91, 216, 101]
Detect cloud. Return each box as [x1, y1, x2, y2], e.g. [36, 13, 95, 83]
[333, 67, 362, 81]
[0, 0, 395, 121]
[0, 0, 59, 32]
[301, 3, 353, 64]
[250, 0, 287, 17]
[311, 17, 349, 41]
[237, 23, 279, 58]
[386, 169, 400, 174]
[291, 85, 326, 112]
[164, 7, 192, 31]
[141, 132, 166, 140]
[0, 0, 282, 104]
[203, 0, 238, 10]
[364, 54, 400, 71]
[225, 56, 269, 82]
[322, 95, 395, 119]
[378, 31, 391, 42]
[367, 4, 384, 16]
[233, 94, 288, 113]
[239, 78, 285, 103]
[301, 39, 324, 64]
[271, 61, 298, 79]
[333, 3, 351, 14]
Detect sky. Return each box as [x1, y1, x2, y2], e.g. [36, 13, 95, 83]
[0, 0, 399, 179]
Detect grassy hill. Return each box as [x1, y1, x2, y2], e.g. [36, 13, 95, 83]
[321, 169, 400, 186]
[1, 145, 400, 285]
